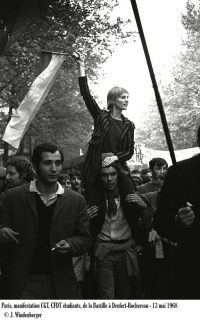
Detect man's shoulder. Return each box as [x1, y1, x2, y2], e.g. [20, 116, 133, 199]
[178, 153, 200, 167]
[63, 189, 85, 201]
[143, 190, 158, 201]
[5, 184, 30, 196]
[137, 182, 156, 194]
[168, 153, 200, 174]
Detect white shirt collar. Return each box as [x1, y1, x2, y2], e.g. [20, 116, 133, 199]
[29, 179, 64, 195]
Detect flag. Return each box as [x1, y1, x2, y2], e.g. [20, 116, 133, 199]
[2, 52, 65, 149]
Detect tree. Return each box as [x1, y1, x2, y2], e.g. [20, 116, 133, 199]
[0, 0, 135, 162]
[136, 0, 200, 151]
[0, 0, 50, 55]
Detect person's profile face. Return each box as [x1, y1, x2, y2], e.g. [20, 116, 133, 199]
[114, 93, 129, 112]
[152, 164, 167, 181]
[6, 165, 24, 189]
[146, 172, 152, 180]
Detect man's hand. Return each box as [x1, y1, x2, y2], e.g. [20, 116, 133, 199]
[87, 205, 98, 219]
[52, 240, 71, 254]
[148, 229, 159, 245]
[0, 227, 20, 244]
[125, 193, 146, 208]
[102, 156, 118, 167]
[175, 203, 195, 227]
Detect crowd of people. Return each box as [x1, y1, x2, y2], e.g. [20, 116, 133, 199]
[0, 52, 199, 299]
[0, 149, 171, 299]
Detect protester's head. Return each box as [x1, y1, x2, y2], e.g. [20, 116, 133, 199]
[32, 143, 64, 171]
[141, 168, 152, 183]
[32, 143, 64, 185]
[69, 170, 82, 192]
[131, 175, 143, 187]
[6, 156, 35, 189]
[131, 169, 141, 178]
[100, 163, 121, 193]
[58, 173, 72, 190]
[149, 158, 168, 182]
[0, 167, 6, 193]
[107, 86, 129, 112]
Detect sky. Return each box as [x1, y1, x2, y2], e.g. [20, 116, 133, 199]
[91, 0, 189, 124]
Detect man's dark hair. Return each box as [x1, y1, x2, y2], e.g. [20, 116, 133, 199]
[32, 143, 64, 170]
[7, 156, 35, 182]
[149, 158, 168, 170]
[58, 173, 70, 184]
[69, 170, 81, 180]
[99, 162, 123, 179]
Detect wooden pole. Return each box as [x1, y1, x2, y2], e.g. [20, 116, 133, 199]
[130, 0, 177, 166]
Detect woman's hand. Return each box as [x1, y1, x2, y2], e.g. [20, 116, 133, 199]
[102, 153, 114, 160]
[102, 155, 118, 167]
[73, 52, 86, 76]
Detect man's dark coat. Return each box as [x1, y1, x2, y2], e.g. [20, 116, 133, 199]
[154, 154, 200, 298]
[0, 184, 92, 299]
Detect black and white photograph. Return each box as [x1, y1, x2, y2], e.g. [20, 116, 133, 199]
[0, 0, 199, 318]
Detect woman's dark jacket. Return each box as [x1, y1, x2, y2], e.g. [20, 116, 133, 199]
[78, 76, 135, 183]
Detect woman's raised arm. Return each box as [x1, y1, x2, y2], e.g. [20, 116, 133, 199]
[73, 52, 102, 121]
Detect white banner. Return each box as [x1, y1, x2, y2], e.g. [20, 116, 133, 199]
[128, 143, 199, 168]
[2, 53, 65, 149]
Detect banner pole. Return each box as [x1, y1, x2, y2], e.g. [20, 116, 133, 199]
[130, 0, 177, 166]
[41, 50, 68, 56]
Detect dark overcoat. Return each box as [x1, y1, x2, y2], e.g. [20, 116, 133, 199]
[154, 154, 200, 298]
[0, 184, 92, 299]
